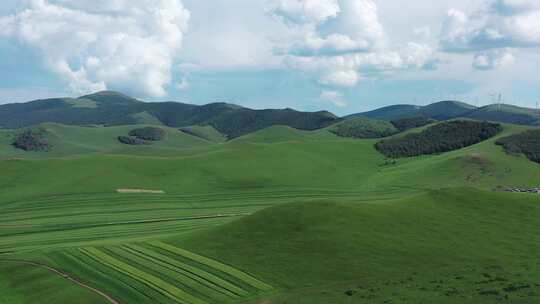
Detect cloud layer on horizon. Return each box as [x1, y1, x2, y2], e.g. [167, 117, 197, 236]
[0, 0, 539, 111]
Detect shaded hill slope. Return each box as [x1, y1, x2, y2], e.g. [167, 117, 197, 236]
[348, 104, 422, 120]
[181, 188, 540, 303]
[350, 100, 540, 126]
[0, 91, 338, 138]
[466, 104, 540, 125]
[350, 100, 475, 121]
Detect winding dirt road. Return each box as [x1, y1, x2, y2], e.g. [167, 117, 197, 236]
[0, 259, 120, 304]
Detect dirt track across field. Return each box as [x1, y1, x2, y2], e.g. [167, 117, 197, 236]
[116, 189, 165, 194]
[0, 259, 120, 304]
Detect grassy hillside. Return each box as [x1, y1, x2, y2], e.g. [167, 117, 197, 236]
[179, 125, 228, 143]
[420, 100, 476, 120]
[350, 100, 540, 127]
[351, 101, 476, 121]
[0, 91, 339, 138]
[182, 188, 540, 303]
[0, 123, 214, 158]
[231, 125, 339, 144]
[465, 104, 540, 126]
[0, 123, 538, 199]
[0, 122, 539, 303]
[0, 262, 109, 304]
[348, 104, 422, 120]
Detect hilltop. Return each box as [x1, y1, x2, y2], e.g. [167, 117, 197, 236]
[0, 91, 338, 138]
[2, 92, 540, 142]
[350, 100, 540, 126]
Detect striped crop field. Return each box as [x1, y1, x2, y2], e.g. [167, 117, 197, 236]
[0, 188, 410, 254]
[45, 242, 272, 304]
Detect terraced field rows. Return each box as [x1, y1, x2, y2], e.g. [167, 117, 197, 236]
[0, 188, 415, 254]
[48, 243, 272, 304]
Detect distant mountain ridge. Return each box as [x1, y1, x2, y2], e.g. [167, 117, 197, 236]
[0, 91, 338, 138]
[2, 92, 540, 140]
[349, 100, 540, 126]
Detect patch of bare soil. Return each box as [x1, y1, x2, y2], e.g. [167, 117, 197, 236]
[116, 189, 165, 194]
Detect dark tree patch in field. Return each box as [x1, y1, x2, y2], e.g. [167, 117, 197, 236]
[128, 127, 166, 141]
[496, 129, 540, 163]
[375, 121, 502, 158]
[117, 136, 148, 145]
[12, 129, 51, 151]
[391, 116, 435, 132]
[329, 118, 398, 139]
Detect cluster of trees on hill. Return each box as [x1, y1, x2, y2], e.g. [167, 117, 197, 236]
[117, 136, 148, 145]
[12, 129, 51, 151]
[329, 118, 398, 139]
[118, 127, 165, 145]
[128, 127, 166, 141]
[375, 121, 502, 158]
[0, 92, 339, 138]
[496, 130, 540, 163]
[207, 108, 337, 139]
[390, 117, 435, 132]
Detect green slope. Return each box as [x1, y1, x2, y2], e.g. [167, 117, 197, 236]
[181, 188, 540, 303]
[0, 91, 339, 138]
[349, 101, 477, 121]
[348, 104, 422, 120]
[420, 100, 476, 120]
[0, 261, 109, 304]
[351, 100, 540, 127]
[0, 123, 538, 200]
[465, 104, 540, 126]
[0, 123, 213, 158]
[179, 125, 228, 143]
[0, 122, 539, 304]
[231, 125, 339, 144]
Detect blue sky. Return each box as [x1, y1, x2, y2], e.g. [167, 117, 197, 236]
[1, 0, 540, 116]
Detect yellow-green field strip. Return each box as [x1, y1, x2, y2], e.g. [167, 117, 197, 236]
[80, 247, 207, 304]
[73, 244, 272, 304]
[150, 241, 273, 291]
[122, 245, 249, 297]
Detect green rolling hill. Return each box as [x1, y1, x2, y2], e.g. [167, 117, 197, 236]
[182, 188, 540, 304]
[0, 91, 338, 138]
[350, 100, 475, 121]
[0, 99, 540, 303]
[466, 104, 540, 125]
[347, 104, 423, 120]
[350, 100, 540, 126]
[421, 100, 477, 120]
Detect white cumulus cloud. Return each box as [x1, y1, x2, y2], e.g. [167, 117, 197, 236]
[440, 0, 540, 52]
[320, 90, 347, 107]
[270, 0, 438, 89]
[472, 49, 515, 70]
[0, 0, 190, 97]
[270, 0, 341, 25]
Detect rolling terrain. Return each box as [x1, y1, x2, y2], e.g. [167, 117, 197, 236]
[351, 100, 540, 126]
[0, 100, 539, 303]
[0, 91, 338, 138]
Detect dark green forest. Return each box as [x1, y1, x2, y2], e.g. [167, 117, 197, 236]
[375, 121, 502, 158]
[496, 129, 540, 163]
[12, 129, 51, 151]
[128, 127, 166, 141]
